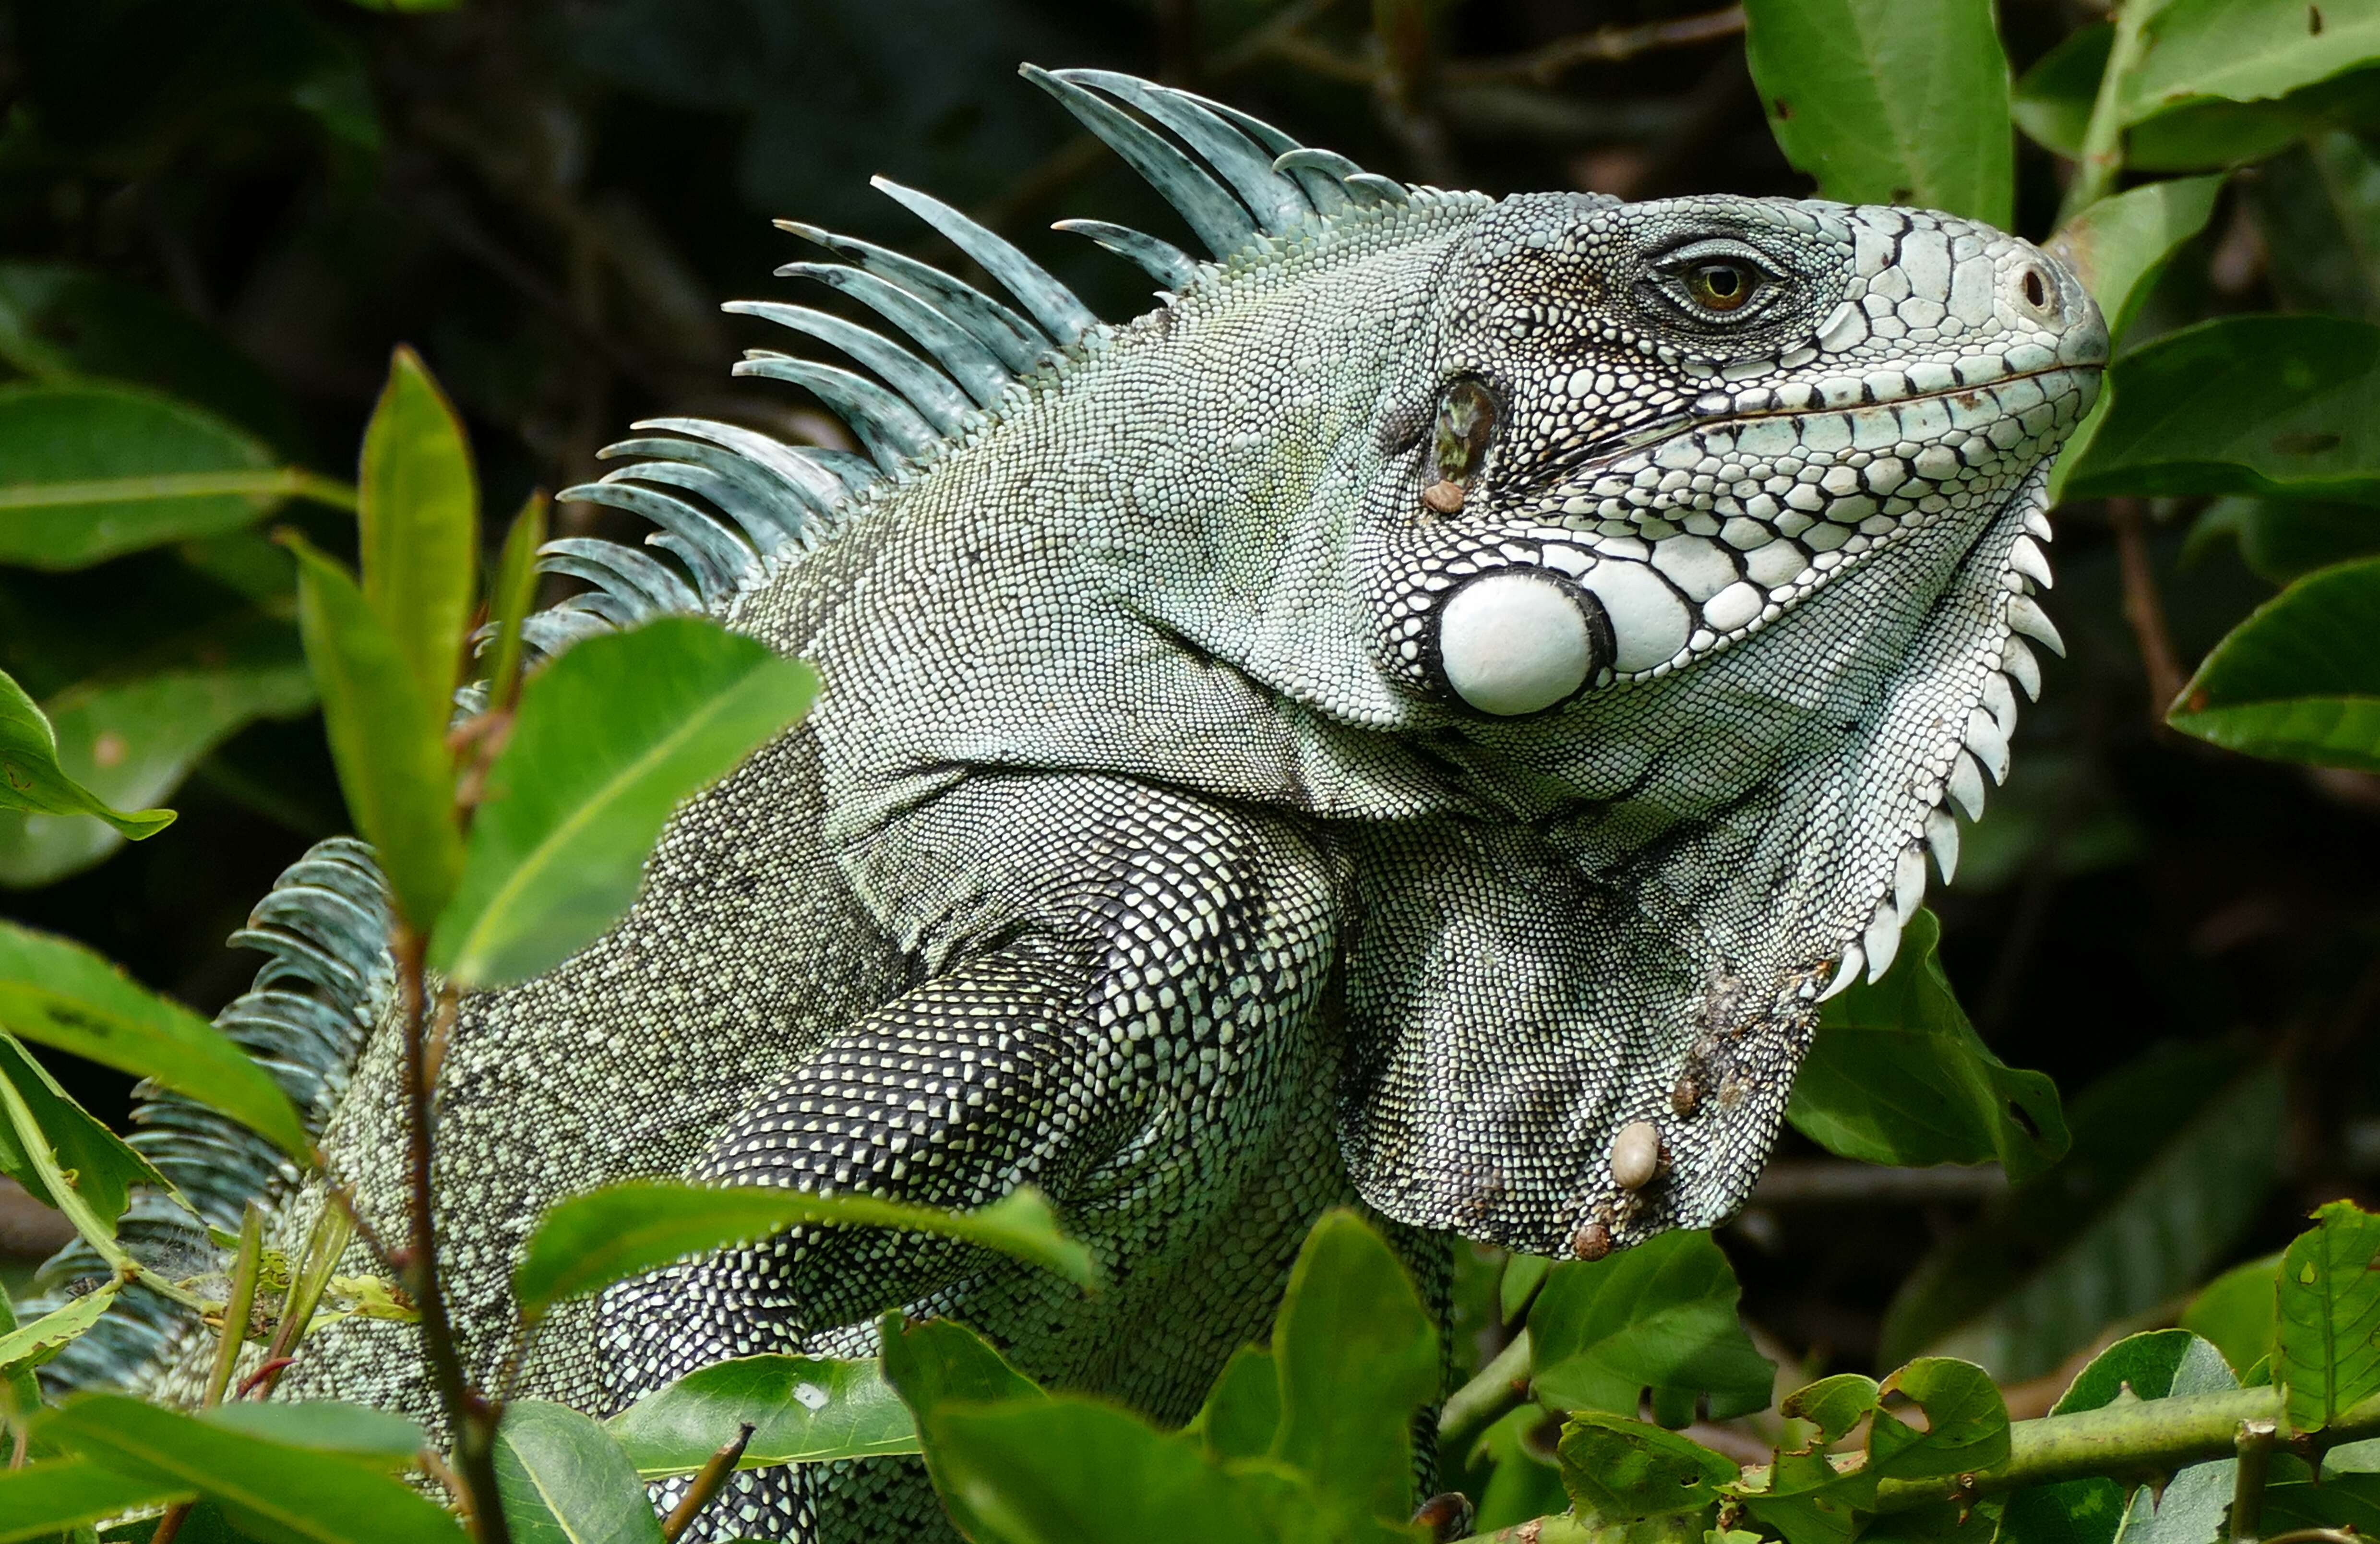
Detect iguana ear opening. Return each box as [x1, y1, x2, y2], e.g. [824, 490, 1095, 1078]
[1421, 378, 1499, 515]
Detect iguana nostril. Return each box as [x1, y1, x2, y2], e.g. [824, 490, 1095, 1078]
[2012, 262, 2061, 323]
[1435, 569, 1607, 715]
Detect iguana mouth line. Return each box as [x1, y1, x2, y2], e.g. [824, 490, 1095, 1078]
[1553, 361, 2098, 479]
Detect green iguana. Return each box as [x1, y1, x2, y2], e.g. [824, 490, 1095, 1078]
[41, 65, 2106, 1541]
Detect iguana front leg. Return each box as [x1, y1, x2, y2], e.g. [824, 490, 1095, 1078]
[595, 775, 1359, 1541]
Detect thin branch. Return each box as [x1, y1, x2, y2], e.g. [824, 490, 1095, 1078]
[2108, 497, 2187, 726]
[661, 1423, 756, 1542]
[2060, 0, 2153, 221]
[1439, 1330, 1533, 1462]
[1444, 7, 1745, 89]
[201, 1201, 266, 1408]
[392, 935, 512, 1544]
[2230, 1418, 2276, 1544]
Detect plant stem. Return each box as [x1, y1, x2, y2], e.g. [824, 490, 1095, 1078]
[660, 1422, 755, 1541]
[1466, 1390, 2380, 1540]
[2059, 1, 2153, 223]
[2108, 497, 2187, 723]
[201, 1201, 266, 1407]
[2231, 1418, 2276, 1544]
[1439, 1330, 1533, 1463]
[393, 929, 511, 1544]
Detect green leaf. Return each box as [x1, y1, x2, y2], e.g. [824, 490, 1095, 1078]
[1867, 1359, 2008, 1483]
[2046, 174, 2225, 346]
[428, 616, 818, 989]
[0, 619, 314, 887]
[2276, 1199, 2380, 1434]
[357, 347, 476, 714]
[0, 1282, 120, 1377]
[1741, 0, 2013, 226]
[0, 261, 306, 451]
[2169, 555, 2380, 771]
[1186, 1346, 1280, 1463]
[0, 383, 307, 570]
[880, 1314, 1048, 1416]
[2121, 0, 2380, 121]
[1267, 1208, 1438, 1528]
[285, 533, 464, 929]
[1785, 910, 2069, 1183]
[2180, 1254, 2282, 1378]
[2249, 132, 2380, 322]
[1528, 1229, 1775, 1427]
[35, 1393, 466, 1544]
[1780, 1374, 1879, 1444]
[0, 921, 310, 1161]
[484, 491, 548, 712]
[606, 1354, 919, 1478]
[0, 1030, 172, 1236]
[493, 1400, 666, 1544]
[0, 1457, 191, 1544]
[197, 1402, 424, 1468]
[2262, 1472, 2380, 1535]
[0, 666, 174, 842]
[918, 1396, 1305, 1544]
[1555, 1412, 1735, 1521]
[1881, 1046, 2284, 1382]
[2011, 24, 2108, 159]
[880, 1314, 1050, 1544]
[1998, 1330, 2238, 1544]
[2060, 316, 2380, 505]
[2187, 497, 2380, 586]
[514, 1181, 1096, 1322]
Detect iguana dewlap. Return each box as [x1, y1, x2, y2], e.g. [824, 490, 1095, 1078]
[50, 67, 2105, 1542]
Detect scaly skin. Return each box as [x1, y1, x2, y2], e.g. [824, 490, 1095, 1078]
[115, 72, 2104, 1543]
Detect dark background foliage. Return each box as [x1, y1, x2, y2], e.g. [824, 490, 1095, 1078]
[0, 0, 2373, 1417]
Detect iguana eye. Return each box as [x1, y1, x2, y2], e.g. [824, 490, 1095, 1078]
[1423, 379, 1498, 515]
[1685, 260, 1758, 312]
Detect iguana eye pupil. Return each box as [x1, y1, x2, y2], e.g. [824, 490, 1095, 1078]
[1687, 260, 1756, 311]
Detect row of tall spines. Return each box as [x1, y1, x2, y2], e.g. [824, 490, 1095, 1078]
[531, 70, 1408, 660]
[36, 837, 394, 1393]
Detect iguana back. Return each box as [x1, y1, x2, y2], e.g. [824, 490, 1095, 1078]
[43, 66, 2106, 1543]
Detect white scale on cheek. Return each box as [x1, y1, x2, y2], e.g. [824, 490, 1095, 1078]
[1437, 570, 1598, 716]
[1578, 560, 1691, 672]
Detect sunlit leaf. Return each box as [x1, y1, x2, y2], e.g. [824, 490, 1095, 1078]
[429, 616, 817, 989]
[0, 665, 174, 843]
[2060, 316, 2380, 504]
[1528, 1229, 1774, 1427]
[880, 1314, 1049, 1544]
[1742, 0, 2013, 226]
[1881, 1046, 2283, 1381]
[35, 1393, 466, 1544]
[0, 383, 330, 570]
[607, 1354, 919, 1478]
[2121, 0, 2380, 121]
[285, 533, 464, 929]
[0, 1456, 191, 1544]
[0, 921, 309, 1160]
[1268, 1208, 1438, 1529]
[0, 1032, 170, 1238]
[358, 347, 476, 716]
[1786, 910, 2069, 1184]
[0, 1282, 120, 1377]
[2169, 555, 2380, 771]
[2277, 1199, 2380, 1434]
[2048, 174, 2225, 345]
[514, 1181, 1095, 1322]
[494, 1400, 665, 1544]
[0, 619, 313, 887]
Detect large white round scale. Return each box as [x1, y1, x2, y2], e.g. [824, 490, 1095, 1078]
[1436, 570, 1599, 716]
